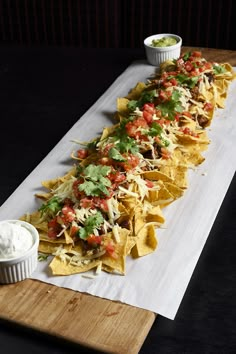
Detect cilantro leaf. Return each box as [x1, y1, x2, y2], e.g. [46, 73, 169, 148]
[78, 164, 111, 197]
[157, 89, 183, 120]
[116, 136, 139, 154]
[148, 122, 163, 137]
[108, 147, 126, 161]
[127, 90, 156, 111]
[182, 52, 191, 61]
[213, 64, 226, 75]
[78, 211, 104, 240]
[39, 196, 62, 216]
[113, 118, 139, 154]
[127, 100, 138, 111]
[175, 74, 199, 88]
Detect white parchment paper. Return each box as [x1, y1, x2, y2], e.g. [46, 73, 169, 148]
[0, 61, 235, 320]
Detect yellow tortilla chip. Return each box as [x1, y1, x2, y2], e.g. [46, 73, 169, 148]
[101, 230, 129, 275]
[126, 82, 147, 100]
[146, 205, 165, 224]
[117, 97, 130, 117]
[132, 224, 157, 258]
[49, 256, 101, 275]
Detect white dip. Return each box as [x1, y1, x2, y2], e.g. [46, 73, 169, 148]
[0, 222, 33, 259]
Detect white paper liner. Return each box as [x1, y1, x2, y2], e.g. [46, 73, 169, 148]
[0, 61, 235, 319]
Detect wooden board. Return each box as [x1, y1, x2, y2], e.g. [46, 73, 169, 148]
[0, 279, 155, 354]
[0, 48, 235, 354]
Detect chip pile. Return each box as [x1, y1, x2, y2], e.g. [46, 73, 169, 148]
[21, 51, 236, 276]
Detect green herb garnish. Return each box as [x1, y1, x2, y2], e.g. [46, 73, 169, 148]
[79, 164, 111, 197]
[78, 211, 104, 240]
[157, 89, 183, 120]
[39, 196, 62, 216]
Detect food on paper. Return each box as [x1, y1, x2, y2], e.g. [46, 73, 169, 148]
[20, 51, 236, 277]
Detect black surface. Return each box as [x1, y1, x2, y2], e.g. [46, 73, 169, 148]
[0, 45, 236, 354]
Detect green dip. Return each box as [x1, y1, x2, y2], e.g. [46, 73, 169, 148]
[151, 36, 177, 47]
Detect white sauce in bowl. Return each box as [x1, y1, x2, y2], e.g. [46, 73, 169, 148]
[0, 221, 33, 259]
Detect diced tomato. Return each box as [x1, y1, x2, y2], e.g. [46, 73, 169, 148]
[143, 110, 153, 124]
[190, 69, 200, 76]
[107, 170, 126, 188]
[160, 147, 171, 159]
[105, 242, 118, 259]
[48, 217, 61, 239]
[145, 179, 154, 188]
[118, 154, 140, 171]
[169, 78, 178, 86]
[80, 197, 93, 209]
[125, 117, 148, 140]
[158, 89, 170, 102]
[203, 62, 212, 70]
[180, 127, 199, 138]
[98, 157, 113, 166]
[77, 149, 88, 159]
[174, 113, 180, 121]
[182, 127, 191, 135]
[162, 81, 173, 88]
[93, 197, 109, 212]
[204, 102, 213, 111]
[142, 103, 155, 112]
[182, 111, 192, 118]
[185, 61, 194, 72]
[70, 225, 79, 237]
[73, 179, 83, 199]
[102, 143, 114, 157]
[61, 205, 76, 223]
[87, 234, 102, 247]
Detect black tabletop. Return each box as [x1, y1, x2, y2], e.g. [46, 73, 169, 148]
[0, 45, 235, 354]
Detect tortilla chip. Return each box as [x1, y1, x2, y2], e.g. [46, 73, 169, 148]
[117, 97, 130, 117]
[126, 82, 147, 100]
[146, 205, 165, 224]
[101, 230, 129, 275]
[140, 170, 174, 183]
[131, 224, 157, 258]
[49, 256, 101, 275]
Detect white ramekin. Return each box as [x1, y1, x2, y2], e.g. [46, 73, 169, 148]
[144, 33, 182, 66]
[0, 220, 39, 284]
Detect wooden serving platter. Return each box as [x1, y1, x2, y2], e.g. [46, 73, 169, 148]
[0, 279, 155, 353]
[0, 48, 235, 354]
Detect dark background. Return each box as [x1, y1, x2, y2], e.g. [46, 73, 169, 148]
[0, 0, 236, 50]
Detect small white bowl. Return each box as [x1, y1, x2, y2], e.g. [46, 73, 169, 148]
[144, 33, 182, 66]
[0, 220, 39, 284]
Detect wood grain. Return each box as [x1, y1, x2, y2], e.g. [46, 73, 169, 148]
[0, 279, 155, 354]
[0, 48, 235, 354]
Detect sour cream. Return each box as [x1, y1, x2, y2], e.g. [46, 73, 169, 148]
[0, 221, 33, 259]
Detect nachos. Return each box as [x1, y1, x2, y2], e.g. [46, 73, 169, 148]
[21, 51, 236, 276]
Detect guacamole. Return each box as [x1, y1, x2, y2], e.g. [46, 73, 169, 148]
[151, 36, 177, 47]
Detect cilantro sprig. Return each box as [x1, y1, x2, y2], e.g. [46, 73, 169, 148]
[213, 64, 226, 75]
[127, 90, 156, 111]
[147, 122, 163, 137]
[78, 164, 112, 197]
[78, 211, 104, 240]
[112, 118, 139, 154]
[157, 89, 183, 120]
[39, 196, 62, 217]
[108, 147, 126, 161]
[172, 74, 199, 89]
